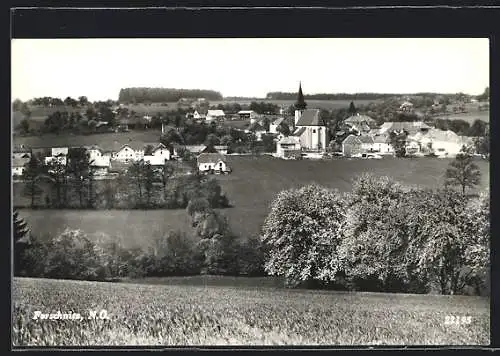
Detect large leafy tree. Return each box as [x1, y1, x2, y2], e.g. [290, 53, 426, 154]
[406, 189, 488, 295]
[445, 153, 481, 195]
[261, 184, 347, 287]
[338, 175, 423, 292]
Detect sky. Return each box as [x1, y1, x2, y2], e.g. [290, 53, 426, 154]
[11, 38, 489, 101]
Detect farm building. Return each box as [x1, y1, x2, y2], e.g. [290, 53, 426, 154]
[359, 135, 375, 152]
[238, 110, 259, 122]
[173, 144, 207, 158]
[276, 136, 301, 159]
[342, 135, 363, 158]
[292, 83, 328, 152]
[206, 110, 225, 122]
[399, 101, 414, 112]
[197, 153, 230, 173]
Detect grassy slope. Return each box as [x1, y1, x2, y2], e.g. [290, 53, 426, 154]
[12, 277, 490, 346]
[16, 156, 490, 246]
[12, 130, 163, 148]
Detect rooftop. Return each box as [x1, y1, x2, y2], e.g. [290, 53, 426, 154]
[197, 153, 226, 164]
[296, 109, 325, 127]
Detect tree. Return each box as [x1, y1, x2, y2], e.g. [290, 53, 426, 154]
[18, 119, 30, 135]
[445, 153, 481, 195]
[22, 155, 44, 208]
[127, 160, 156, 208]
[348, 101, 357, 115]
[13, 209, 30, 275]
[205, 133, 220, 147]
[389, 131, 407, 157]
[468, 119, 488, 137]
[13, 98, 23, 111]
[67, 148, 93, 208]
[78, 96, 89, 107]
[477, 87, 489, 102]
[405, 189, 488, 295]
[144, 144, 155, 156]
[46, 159, 68, 208]
[220, 135, 234, 147]
[261, 184, 347, 287]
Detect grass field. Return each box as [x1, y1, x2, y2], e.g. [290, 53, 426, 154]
[12, 277, 490, 346]
[16, 156, 490, 246]
[12, 130, 163, 149]
[434, 110, 490, 124]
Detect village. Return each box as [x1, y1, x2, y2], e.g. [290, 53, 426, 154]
[12, 83, 488, 181]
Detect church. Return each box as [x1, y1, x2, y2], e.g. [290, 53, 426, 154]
[292, 83, 328, 152]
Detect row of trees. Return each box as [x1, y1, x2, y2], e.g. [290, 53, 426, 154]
[20, 151, 230, 210]
[262, 171, 489, 295]
[13, 201, 264, 280]
[26, 96, 90, 107]
[118, 88, 223, 103]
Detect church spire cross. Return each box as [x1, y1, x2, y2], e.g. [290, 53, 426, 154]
[295, 81, 307, 110]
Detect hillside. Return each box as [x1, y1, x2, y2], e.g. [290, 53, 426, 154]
[13, 277, 489, 346]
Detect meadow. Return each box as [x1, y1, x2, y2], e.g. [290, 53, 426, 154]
[12, 277, 490, 346]
[16, 156, 490, 247]
[12, 130, 163, 149]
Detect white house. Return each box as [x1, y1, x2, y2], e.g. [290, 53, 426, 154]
[150, 143, 171, 161]
[359, 135, 375, 152]
[372, 134, 394, 155]
[276, 136, 301, 158]
[44, 155, 67, 166]
[206, 110, 225, 122]
[399, 101, 414, 112]
[193, 108, 208, 120]
[410, 129, 464, 157]
[90, 156, 111, 175]
[197, 153, 229, 173]
[115, 144, 144, 162]
[293, 109, 328, 152]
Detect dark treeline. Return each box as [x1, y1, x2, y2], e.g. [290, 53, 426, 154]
[118, 88, 223, 103]
[265, 92, 476, 101]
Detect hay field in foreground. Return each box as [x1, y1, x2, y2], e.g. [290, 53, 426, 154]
[13, 277, 489, 346]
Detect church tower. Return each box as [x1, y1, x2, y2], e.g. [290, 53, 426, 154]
[294, 82, 307, 127]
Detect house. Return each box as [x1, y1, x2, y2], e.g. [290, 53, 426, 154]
[12, 158, 28, 177]
[409, 129, 464, 157]
[197, 153, 230, 173]
[214, 145, 229, 155]
[44, 155, 67, 166]
[149, 143, 171, 161]
[344, 114, 377, 132]
[359, 135, 375, 152]
[399, 101, 414, 112]
[276, 136, 301, 158]
[172, 144, 207, 158]
[371, 133, 394, 155]
[379, 121, 432, 136]
[238, 110, 259, 122]
[114, 143, 145, 162]
[206, 110, 225, 122]
[269, 117, 285, 134]
[90, 156, 111, 175]
[193, 108, 208, 120]
[342, 135, 363, 157]
[292, 83, 328, 152]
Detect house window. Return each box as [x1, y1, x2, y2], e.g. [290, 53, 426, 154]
[313, 129, 316, 133]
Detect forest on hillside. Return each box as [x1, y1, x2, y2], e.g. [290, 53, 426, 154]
[118, 88, 223, 103]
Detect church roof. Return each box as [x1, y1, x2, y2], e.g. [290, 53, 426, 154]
[296, 109, 325, 126]
[293, 127, 307, 136]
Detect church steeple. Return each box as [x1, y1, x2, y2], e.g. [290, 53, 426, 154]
[295, 81, 307, 110]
